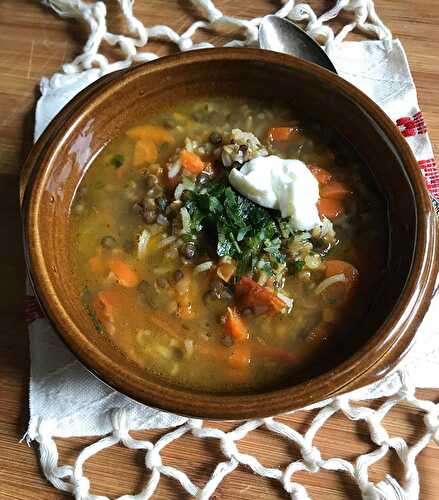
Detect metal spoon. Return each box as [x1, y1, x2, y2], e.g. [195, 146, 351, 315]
[259, 15, 337, 74]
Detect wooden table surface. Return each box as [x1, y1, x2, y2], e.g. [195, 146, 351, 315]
[1, 1, 438, 498]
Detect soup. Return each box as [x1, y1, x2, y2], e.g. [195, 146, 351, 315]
[70, 97, 387, 393]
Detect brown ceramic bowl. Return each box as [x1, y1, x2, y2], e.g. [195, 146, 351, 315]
[22, 49, 438, 419]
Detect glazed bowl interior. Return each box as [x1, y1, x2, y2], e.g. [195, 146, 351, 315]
[24, 49, 437, 419]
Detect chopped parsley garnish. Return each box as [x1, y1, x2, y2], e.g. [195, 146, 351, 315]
[183, 173, 294, 277]
[82, 289, 104, 334]
[111, 153, 125, 168]
[293, 260, 305, 274]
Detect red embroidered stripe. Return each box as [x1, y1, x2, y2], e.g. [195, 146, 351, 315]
[413, 111, 428, 134]
[419, 158, 439, 197]
[396, 111, 427, 137]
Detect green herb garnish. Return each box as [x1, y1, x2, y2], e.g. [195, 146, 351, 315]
[111, 153, 125, 168]
[82, 290, 104, 334]
[183, 174, 293, 277]
[293, 260, 305, 274]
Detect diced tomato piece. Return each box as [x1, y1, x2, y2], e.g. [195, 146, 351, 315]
[320, 181, 353, 200]
[267, 126, 300, 142]
[317, 198, 344, 220]
[308, 165, 332, 185]
[235, 277, 286, 316]
[225, 307, 249, 341]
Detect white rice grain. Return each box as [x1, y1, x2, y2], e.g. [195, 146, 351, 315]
[184, 339, 194, 357]
[180, 207, 191, 233]
[315, 274, 346, 295]
[276, 292, 293, 313]
[137, 229, 150, 259]
[174, 183, 185, 200]
[193, 261, 214, 275]
[157, 235, 177, 249]
[168, 159, 182, 178]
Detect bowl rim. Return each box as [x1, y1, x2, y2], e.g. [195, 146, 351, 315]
[22, 48, 438, 419]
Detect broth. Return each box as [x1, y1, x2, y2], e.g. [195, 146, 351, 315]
[70, 97, 387, 392]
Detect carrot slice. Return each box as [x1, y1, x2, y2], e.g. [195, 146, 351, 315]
[133, 139, 158, 166]
[267, 126, 300, 142]
[180, 150, 205, 174]
[92, 291, 112, 326]
[108, 259, 140, 288]
[88, 255, 105, 274]
[324, 260, 359, 281]
[177, 299, 195, 320]
[251, 342, 297, 365]
[126, 124, 175, 145]
[317, 198, 344, 220]
[225, 307, 249, 342]
[228, 344, 251, 369]
[235, 276, 286, 316]
[321, 260, 359, 305]
[308, 165, 332, 185]
[91, 288, 125, 334]
[320, 181, 353, 200]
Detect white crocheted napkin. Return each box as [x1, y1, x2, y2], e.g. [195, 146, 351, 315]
[24, 2, 439, 499]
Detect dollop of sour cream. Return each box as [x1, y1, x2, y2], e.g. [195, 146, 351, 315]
[228, 155, 321, 231]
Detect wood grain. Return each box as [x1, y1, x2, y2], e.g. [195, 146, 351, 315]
[0, 1, 438, 498]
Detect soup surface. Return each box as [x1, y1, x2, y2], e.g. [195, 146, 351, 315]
[71, 97, 387, 393]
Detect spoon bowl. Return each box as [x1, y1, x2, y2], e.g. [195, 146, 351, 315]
[259, 15, 337, 73]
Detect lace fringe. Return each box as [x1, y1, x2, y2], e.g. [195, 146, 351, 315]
[40, 0, 392, 80]
[25, 369, 439, 500]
